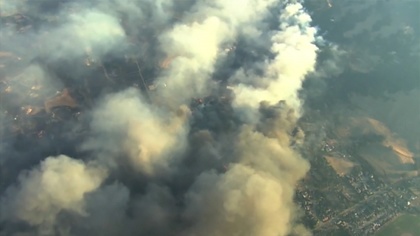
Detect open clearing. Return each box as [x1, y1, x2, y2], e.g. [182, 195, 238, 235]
[325, 155, 356, 176]
[375, 214, 420, 236]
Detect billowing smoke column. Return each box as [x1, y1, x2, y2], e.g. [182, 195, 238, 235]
[0, 0, 318, 235]
[231, 3, 318, 111]
[0, 156, 107, 235]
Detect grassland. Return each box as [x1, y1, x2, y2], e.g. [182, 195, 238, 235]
[375, 214, 420, 236]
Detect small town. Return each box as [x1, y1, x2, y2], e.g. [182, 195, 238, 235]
[295, 123, 420, 236]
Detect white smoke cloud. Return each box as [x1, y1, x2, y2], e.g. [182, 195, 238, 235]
[91, 0, 181, 48]
[184, 164, 294, 236]
[83, 88, 190, 176]
[157, 17, 232, 107]
[39, 10, 126, 61]
[0, 155, 107, 232]
[156, 0, 279, 108]
[0, 8, 127, 67]
[182, 103, 310, 236]
[0, 0, 26, 17]
[0, 1, 321, 235]
[231, 2, 318, 112]
[236, 125, 309, 182]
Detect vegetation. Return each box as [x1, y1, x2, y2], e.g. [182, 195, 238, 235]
[376, 214, 420, 236]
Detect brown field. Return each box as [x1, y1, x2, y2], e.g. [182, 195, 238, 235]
[358, 144, 417, 183]
[44, 89, 78, 113]
[334, 116, 418, 182]
[325, 156, 357, 176]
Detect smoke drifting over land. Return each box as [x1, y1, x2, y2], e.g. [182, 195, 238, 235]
[1, 156, 107, 232]
[0, 0, 320, 235]
[301, 0, 420, 151]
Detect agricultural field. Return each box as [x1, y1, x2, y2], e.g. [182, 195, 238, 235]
[376, 214, 420, 236]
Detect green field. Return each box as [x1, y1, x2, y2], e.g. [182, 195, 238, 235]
[375, 214, 420, 236]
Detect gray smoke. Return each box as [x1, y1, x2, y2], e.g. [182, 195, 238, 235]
[0, 0, 322, 235]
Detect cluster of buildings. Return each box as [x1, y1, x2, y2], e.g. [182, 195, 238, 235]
[296, 134, 420, 235]
[343, 167, 381, 199]
[329, 187, 407, 235]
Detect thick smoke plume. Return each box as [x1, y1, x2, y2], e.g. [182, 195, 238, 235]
[232, 3, 318, 111]
[0, 0, 320, 235]
[182, 105, 310, 236]
[83, 88, 190, 176]
[0, 156, 107, 234]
